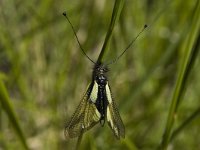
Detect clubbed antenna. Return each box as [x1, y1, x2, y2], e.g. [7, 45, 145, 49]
[63, 11, 95, 64]
[106, 24, 148, 65]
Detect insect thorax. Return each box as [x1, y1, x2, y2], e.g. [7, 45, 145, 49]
[93, 64, 108, 86]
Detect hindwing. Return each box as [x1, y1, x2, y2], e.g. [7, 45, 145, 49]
[105, 83, 125, 139]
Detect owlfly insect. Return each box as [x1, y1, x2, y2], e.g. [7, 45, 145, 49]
[63, 12, 147, 140]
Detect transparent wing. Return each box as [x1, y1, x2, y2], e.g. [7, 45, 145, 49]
[105, 83, 125, 139]
[64, 82, 101, 139]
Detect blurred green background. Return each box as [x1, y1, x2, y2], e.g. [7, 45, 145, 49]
[0, 0, 199, 149]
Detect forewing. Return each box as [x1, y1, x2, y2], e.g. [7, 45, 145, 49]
[64, 82, 101, 139]
[106, 83, 125, 139]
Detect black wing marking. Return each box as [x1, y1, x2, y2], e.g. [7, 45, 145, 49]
[105, 83, 125, 139]
[64, 82, 101, 139]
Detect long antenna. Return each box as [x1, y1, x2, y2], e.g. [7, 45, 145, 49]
[63, 11, 95, 64]
[106, 24, 148, 65]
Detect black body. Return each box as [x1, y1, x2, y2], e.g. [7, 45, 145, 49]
[93, 63, 109, 125]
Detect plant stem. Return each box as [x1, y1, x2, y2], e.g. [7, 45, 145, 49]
[97, 0, 124, 64]
[0, 80, 29, 150]
[160, 1, 200, 149]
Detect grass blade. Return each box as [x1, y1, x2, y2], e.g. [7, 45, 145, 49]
[160, 1, 200, 149]
[169, 30, 200, 141]
[97, 0, 124, 63]
[0, 80, 29, 150]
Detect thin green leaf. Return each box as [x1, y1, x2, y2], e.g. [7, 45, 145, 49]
[0, 80, 29, 150]
[160, 1, 200, 149]
[97, 0, 125, 63]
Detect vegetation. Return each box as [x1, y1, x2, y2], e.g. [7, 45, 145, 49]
[0, 0, 199, 149]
